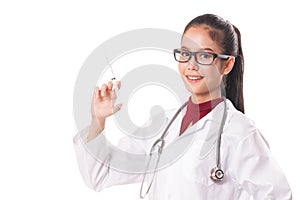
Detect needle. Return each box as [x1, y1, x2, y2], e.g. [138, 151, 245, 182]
[105, 56, 116, 81]
[105, 56, 120, 106]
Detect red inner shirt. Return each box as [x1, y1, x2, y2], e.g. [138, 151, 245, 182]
[179, 97, 224, 135]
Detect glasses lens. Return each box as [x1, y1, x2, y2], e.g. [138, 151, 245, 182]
[174, 49, 190, 62]
[196, 52, 214, 65]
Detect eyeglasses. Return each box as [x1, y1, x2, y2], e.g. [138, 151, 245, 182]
[173, 48, 231, 65]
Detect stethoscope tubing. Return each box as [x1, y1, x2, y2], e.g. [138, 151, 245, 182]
[140, 97, 227, 198]
[216, 97, 227, 168]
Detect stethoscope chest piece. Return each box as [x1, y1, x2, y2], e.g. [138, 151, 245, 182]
[210, 167, 224, 182]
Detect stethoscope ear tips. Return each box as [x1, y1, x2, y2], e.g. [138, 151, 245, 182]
[210, 167, 224, 182]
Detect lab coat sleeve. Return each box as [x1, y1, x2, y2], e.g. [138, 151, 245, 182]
[230, 130, 292, 199]
[73, 127, 144, 192]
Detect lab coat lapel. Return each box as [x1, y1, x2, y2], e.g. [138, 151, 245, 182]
[179, 100, 225, 137]
[178, 100, 232, 159]
[164, 100, 227, 142]
[199, 100, 233, 158]
[155, 100, 232, 169]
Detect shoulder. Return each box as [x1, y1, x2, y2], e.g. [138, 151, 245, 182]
[224, 99, 259, 139]
[222, 99, 271, 156]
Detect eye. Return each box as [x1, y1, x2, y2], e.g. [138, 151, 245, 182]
[181, 51, 190, 57]
[198, 52, 213, 60]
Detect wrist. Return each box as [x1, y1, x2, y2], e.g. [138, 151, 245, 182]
[87, 117, 105, 142]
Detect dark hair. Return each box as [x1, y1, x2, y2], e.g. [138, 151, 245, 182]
[183, 14, 245, 113]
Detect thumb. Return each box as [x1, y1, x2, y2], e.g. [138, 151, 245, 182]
[111, 104, 122, 115]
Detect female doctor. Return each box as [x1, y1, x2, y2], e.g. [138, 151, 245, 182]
[73, 14, 292, 199]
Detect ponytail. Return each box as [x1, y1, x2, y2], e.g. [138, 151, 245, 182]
[225, 25, 245, 113]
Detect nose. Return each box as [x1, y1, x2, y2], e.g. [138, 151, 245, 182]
[187, 56, 199, 71]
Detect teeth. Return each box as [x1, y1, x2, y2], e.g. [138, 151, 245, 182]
[187, 76, 201, 80]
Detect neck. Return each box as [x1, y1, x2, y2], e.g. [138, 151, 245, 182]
[191, 91, 222, 104]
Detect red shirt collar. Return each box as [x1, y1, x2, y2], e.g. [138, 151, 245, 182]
[179, 97, 224, 135]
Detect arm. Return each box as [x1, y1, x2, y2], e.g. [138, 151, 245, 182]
[230, 130, 292, 199]
[73, 127, 143, 192]
[73, 82, 143, 191]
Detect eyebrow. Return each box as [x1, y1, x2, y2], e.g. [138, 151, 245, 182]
[181, 46, 215, 52]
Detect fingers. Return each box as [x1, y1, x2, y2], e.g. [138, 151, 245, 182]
[108, 81, 121, 90]
[95, 81, 121, 99]
[107, 81, 113, 90]
[94, 87, 100, 99]
[116, 81, 121, 89]
[100, 84, 108, 97]
[93, 84, 111, 99]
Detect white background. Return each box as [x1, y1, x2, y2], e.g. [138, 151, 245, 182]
[0, 0, 299, 199]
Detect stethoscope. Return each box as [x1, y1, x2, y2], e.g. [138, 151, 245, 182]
[139, 96, 228, 199]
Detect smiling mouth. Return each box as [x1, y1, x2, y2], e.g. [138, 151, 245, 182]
[186, 75, 203, 82]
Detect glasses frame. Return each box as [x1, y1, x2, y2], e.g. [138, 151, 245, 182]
[173, 48, 232, 65]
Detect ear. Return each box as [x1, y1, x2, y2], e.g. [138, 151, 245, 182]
[222, 56, 235, 75]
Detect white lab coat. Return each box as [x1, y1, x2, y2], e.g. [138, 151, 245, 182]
[73, 99, 292, 199]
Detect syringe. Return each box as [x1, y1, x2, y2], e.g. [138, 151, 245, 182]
[105, 56, 120, 106]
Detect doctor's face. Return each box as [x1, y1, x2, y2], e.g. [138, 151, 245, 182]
[178, 25, 233, 103]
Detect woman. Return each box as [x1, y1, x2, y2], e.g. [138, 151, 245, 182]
[73, 14, 292, 199]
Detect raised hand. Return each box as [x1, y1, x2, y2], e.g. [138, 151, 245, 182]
[87, 81, 122, 142]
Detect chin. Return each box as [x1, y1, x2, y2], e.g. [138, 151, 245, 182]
[183, 82, 206, 94]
